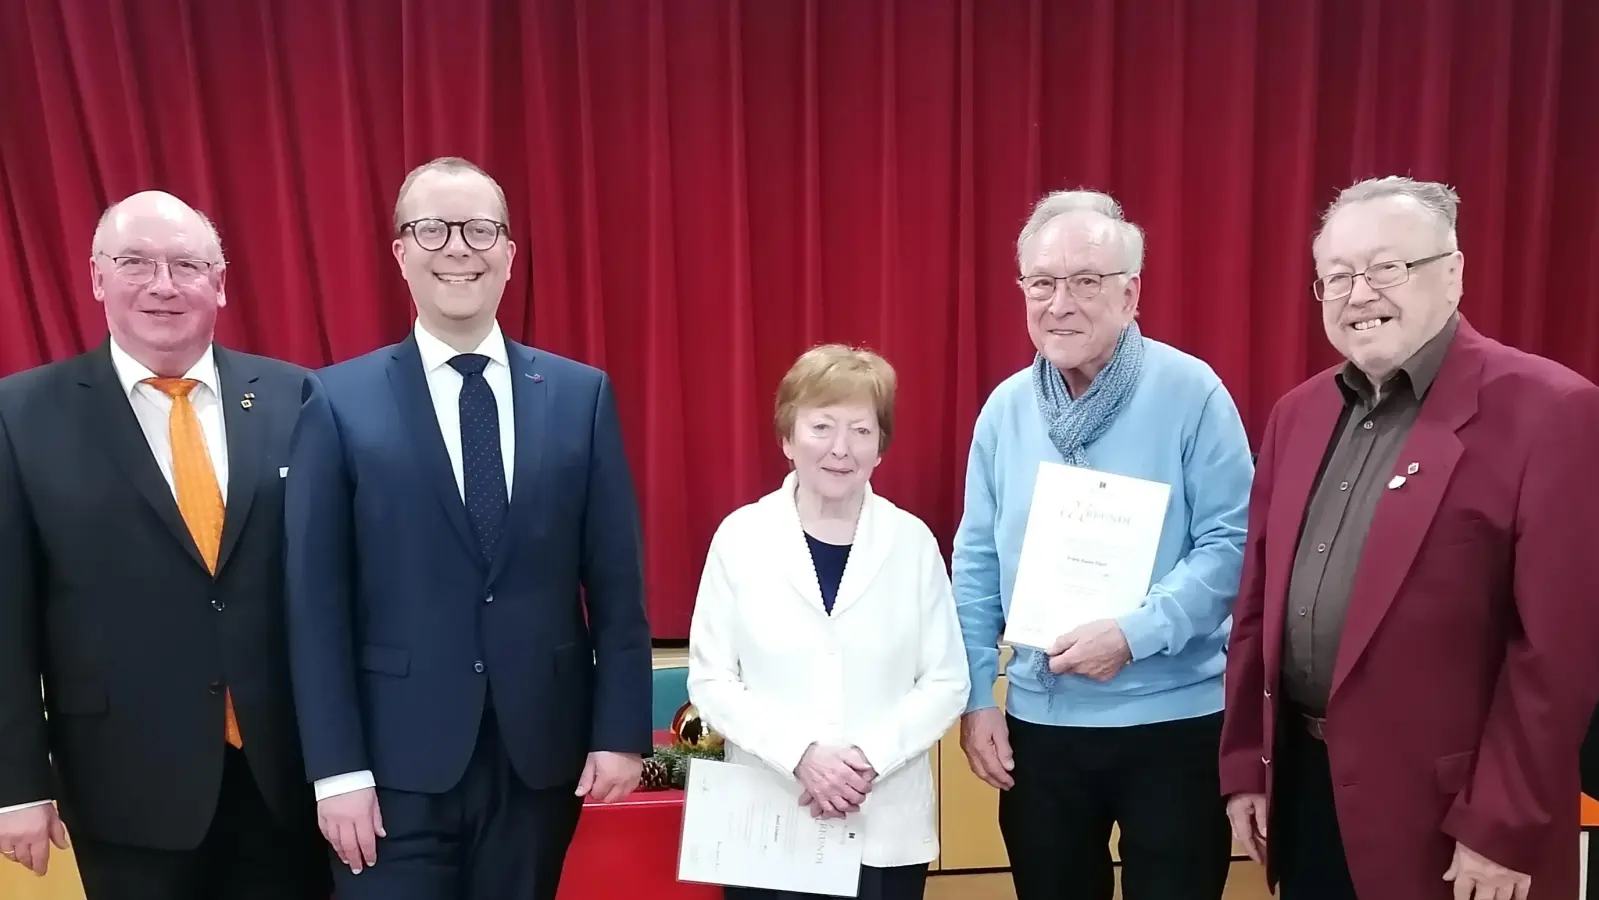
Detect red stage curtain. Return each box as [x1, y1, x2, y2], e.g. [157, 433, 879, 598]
[2, 0, 1596, 638]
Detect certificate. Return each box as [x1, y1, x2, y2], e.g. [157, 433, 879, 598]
[1002, 461, 1171, 651]
[677, 758, 864, 896]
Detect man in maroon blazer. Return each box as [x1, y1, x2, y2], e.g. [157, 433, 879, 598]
[1219, 175, 1599, 900]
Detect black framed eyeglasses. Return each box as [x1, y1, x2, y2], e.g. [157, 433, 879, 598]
[399, 218, 507, 252]
[1018, 271, 1129, 302]
[1313, 252, 1454, 302]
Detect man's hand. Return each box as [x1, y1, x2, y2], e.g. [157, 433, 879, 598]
[797, 747, 877, 818]
[959, 708, 1015, 790]
[576, 751, 643, 803]
[1047, 620, 1132, 682]
[318, 788, 384, 875]
[1224, 793, 1268, 864]
[0, 804, 68, 876]
[1443, 841, 1530, 900]
[793, 744, 875, 817]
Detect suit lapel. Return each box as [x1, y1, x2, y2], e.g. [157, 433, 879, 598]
[488, 342, 547, 585]
[214, 348, 261, 574]
[79, 341, 209, 572]
[1261, 375, 1345, 680]
[1330, 339, 1482, 698]
[386, 334, 478, 560]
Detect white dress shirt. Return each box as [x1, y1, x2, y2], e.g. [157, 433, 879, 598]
[313, 320, 517, 802]
[686, 472, 971, 867]
[0, 339, 228, 817]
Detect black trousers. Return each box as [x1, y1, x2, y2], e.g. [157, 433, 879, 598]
[1273, 710, 1358, 900]
[997, 712, 1232, 900]
[331, 701, 585, 900]
[73, 745, 329, 900]
[722, 862, 929, 900]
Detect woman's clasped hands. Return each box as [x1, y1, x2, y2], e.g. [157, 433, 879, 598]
[793, 743, 877, 818]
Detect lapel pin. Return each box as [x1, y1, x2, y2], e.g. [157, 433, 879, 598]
[530, 373, 543, 383]
[1387, 474, 1406, 490]
[240, 397, 253, 409]
[1406, 462, 1419, 475]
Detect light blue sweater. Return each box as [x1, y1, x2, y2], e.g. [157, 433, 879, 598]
[952, 337, 1254, 727]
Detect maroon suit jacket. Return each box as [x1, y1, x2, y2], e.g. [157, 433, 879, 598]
[1219, 317, 1599, 899]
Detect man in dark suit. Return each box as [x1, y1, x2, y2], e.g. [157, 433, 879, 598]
[284, 157, 653, 899]
[0, 190, 328, 898]
[1219, 176, 1599, 900]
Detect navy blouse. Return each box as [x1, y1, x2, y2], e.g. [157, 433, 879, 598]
[804, 532, 852, 615]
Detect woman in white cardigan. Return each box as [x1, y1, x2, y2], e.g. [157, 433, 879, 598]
[687, 344, 970, 900]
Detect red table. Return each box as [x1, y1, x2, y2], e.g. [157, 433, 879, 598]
[555, 734, 723, 900]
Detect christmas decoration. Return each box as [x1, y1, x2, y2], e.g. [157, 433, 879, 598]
[637, 701, 727, 791]
[670, 702, 724, 752]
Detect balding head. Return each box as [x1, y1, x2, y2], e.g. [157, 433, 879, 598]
[92, 190, 226, 265]
[89, 190, 229, 378]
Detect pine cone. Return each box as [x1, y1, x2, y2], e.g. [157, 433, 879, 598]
[640, 757, 672, 791]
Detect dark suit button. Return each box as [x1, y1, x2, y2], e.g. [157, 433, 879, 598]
[484, 595, 493, 603]
[209, 681, 224, 695]
[473, 661, 485, 674]
[211, 598, 225, 611]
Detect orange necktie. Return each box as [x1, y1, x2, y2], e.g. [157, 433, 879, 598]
[145, 377, 242, 749]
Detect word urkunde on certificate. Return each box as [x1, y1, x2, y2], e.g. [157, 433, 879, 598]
[678, 758, 864, 896]
[1003, 461, 1171, 651]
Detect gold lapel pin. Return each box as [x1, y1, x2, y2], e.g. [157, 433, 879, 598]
[1406, 462, 1419, 475]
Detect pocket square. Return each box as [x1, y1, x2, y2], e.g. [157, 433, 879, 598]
[279, 467, 289, 478]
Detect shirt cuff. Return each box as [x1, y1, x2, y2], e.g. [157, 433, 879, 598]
[0, 799, 53, 816]
[314, 770, 376, 802]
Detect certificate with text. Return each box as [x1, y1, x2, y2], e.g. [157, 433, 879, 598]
[677, 758, 864, 896]
[1002, 461, 1171, 651]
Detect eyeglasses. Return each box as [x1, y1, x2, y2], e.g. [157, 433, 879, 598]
[400, 218, 507, 252]
[101, 254, 218, 284]
[1313, 252, 1454, 302]
[1018, 271, 1129, 303]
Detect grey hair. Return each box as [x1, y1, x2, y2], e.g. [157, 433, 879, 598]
[393, 156, 511, 234]
[1015, 189, 1146, 274]
[1315, 176, 1460, 252]
[90, 198, 227, 264]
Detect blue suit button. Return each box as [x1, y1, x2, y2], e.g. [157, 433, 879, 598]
[473, 661, 485, 674]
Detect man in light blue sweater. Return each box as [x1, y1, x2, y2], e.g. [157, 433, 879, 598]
[952, 189, 1254, 900]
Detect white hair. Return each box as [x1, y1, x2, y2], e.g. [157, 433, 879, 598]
[1016, 189, 1146, 274]
[1315, 175, 1460, 252]
[90, 196, 227, 264]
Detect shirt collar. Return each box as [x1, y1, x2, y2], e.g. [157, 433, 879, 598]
[413, 319, 509, 373]
[1337, 311, 1460, 405]
[108, 337, 221, 399]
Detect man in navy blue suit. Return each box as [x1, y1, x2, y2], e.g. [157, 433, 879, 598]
[284, 157, 652, 899]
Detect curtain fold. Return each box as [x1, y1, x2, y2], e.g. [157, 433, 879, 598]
[2, 0, 1595, 637]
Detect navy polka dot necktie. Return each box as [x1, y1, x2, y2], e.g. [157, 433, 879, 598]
[448, 353, 508, 562]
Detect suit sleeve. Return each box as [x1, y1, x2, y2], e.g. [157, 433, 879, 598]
[283, 372, 370, 781]
[580, 372, 653, 756]
[853, 528, 971, 780]
[1217, 402, 1281, 798]
[1441, 382, 1599, 872]
[0, 409, 52, 808]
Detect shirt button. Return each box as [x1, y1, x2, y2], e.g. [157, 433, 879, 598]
[1317, 543, 1327, 553]
[1363, 421, 1374, 430]
[211, 599, 225, 611]
[1339, 481, 1349, 491]
[1298, 608, 1308, 616]
[473, 661, 485, 674]
[484, 595, 494, 604]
